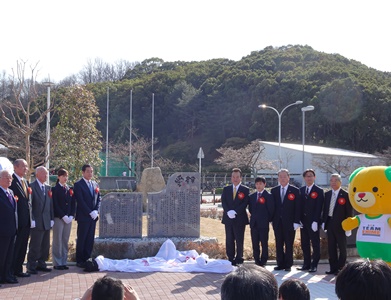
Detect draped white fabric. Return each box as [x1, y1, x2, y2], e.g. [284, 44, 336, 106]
[95, 239, 234, 274]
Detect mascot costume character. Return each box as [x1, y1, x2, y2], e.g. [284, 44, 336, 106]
[342, 166, 391, 264]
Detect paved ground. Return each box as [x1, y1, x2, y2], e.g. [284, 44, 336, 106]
[0, 261, 338, 300]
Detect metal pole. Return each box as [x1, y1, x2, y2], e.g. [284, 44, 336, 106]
[46, 85, 50, 176]
[129, 89, 132, 176]
[302, 110, 305, 172]
[151, 93, 154, 168]
[106, 87, 109, 176]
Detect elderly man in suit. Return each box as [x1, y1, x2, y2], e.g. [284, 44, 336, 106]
[271, 169, 301, 272]
[248, 177, 275, 267]
[297, 169, 325, 273]
[221, 168, 250, 266]
[0, 169, 18, 285]
[322, 173, 353, 275]
[10, 159, 31, 278]
[26, 166, 54, 274]
[74, 164, 101, 268]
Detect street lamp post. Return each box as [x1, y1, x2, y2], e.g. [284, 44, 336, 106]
[42, 81, 54, 182]
[301, 105, 315, 172]
[259, 100, 303, 168]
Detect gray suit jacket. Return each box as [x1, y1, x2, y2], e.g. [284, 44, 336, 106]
[30, 180, 53, 231]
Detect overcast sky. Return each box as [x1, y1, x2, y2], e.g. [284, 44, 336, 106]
[2, 0, 390, 82]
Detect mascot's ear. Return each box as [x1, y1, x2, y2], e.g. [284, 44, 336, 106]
[385, 167, 391, 182]
[349, 167, 365, 183]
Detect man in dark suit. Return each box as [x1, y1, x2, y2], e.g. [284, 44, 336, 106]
[297, 169, 324, 273]
[271, 169, 301, 272]
[221, 168, 249, 265]
[322, 173, 353, 275]
[74, 164, 101, 268]
[10, 159, 31, 278]
[26, 166, 54, 274]
[0, 169, 19, 285]
[248, 177, 274, 267]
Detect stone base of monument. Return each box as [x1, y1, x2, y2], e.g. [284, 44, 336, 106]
[92, 237, 219, 260]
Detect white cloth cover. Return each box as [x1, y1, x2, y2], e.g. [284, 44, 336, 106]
[95, 239, 234, 273]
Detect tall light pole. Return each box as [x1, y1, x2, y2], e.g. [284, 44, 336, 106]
[129, 89, 133, 176]
[301, 105, 314, 172]
[151, 93, 154, 168]
[106, 87, 109, 176]
[259, 100, 303, 168]
[42, 81, 54, 182]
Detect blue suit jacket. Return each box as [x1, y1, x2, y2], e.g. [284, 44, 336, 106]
[0, 188, 18, 237]
[221, 184, 249, 226]
[248, 189, 275, 229]
[74, 179, 101, 222]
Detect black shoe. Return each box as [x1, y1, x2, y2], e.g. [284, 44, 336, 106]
[54, 266, 65, 270]
[76, 262, 86, 268]
[15, 272, 30, 278]
[62, 266, 69, 270]
[274, 266, 284, 270]
[27, 269, 38, 275]
[4, 277, 18, 284]
[36, 266, 52, 272]
[309, 267, 317, 273]
[297, 266, 310, 271]
[284, 267, 291, 272]
[325, 270, 338, 275]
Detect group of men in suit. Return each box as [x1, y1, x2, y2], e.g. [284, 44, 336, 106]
[0, 160, 101, 286]
[221, 167, 353, 274]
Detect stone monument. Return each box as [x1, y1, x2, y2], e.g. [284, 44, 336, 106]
[136, 167, 166, 211]
[148, 172, 200, 238]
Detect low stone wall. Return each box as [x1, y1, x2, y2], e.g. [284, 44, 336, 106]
[92, 237, 218, 259]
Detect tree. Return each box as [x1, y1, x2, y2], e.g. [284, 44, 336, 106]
[0, 61, 52, 176]
[51, 85, 102, 182]
[215, 140, 275, 176]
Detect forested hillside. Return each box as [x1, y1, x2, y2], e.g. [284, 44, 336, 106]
[86, 45, 391, 166]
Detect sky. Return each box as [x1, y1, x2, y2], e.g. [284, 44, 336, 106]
[1, 0, 391, 82]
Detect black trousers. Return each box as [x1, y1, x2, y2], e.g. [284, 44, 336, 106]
[250, 226, 269, 265]
[12, 226, 30, 274]
[274, 219, 295, 268]
[76, 220, 97, 263]
[225, 223, 246, 264]
[300, 222, 320, 268]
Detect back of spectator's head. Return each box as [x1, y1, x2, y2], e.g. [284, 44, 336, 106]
[336, 259, 391, 300]
[91, 276, 124, 300]
[221, 264, 278, 300]
[278, 279, 310, 300]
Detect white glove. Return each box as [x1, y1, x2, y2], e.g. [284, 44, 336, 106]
[321, 223, 325, 230]
[90, 210, 98, 220]
[345, 230, 352, 237]
[68, 216, 74, 223]
[227, 210, 236, 219]
[311, 222, 318, 232]
[293, 223, 301, 230]
[62, 216, 70, 224]
[50, 220, 54, 228]
[31, 220, 36, 228]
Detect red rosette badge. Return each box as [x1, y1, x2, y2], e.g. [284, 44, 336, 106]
[27, 187, 32, 195]
[95, 187, 100, 194]
[48, 190, 53, 198]
[338, 197, 346, 205]
[69, 188, 74, 197]
[287, 193, 295, 200]
[310, 192, 318, 199]
[258, 197, 265, 204]
[237, 192, 245, 200]
[14, 195, 19, 202]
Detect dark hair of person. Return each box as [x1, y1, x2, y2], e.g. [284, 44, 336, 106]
[91, 276, 124, 300]
[232, 168, 242, 176]
[302, 169, 315, 177]
[335, 259, 391, 300]
[56, 168, 68, 184]
[221, 264, 278, 300]
[279, 279, 310, 300]
[82, 164, 92, 172]
[255, 177, 266, 184]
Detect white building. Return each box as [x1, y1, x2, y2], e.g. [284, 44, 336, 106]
[257, 141, 384, 186]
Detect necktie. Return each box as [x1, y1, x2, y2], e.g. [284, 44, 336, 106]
[281, 187, 285, 202]
[89, 181, 94, 196]
[329, 192, 337, 216]
[233, 187, 236, 199]
[41, 185, 45, 195]
[21, 179, 27, 196]
[6, 191, 14, 207]
[258, 192, 261, 199]
[306, 187, 310, 195]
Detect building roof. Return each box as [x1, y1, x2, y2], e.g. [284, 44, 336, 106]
[260, 141, 378, 159]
